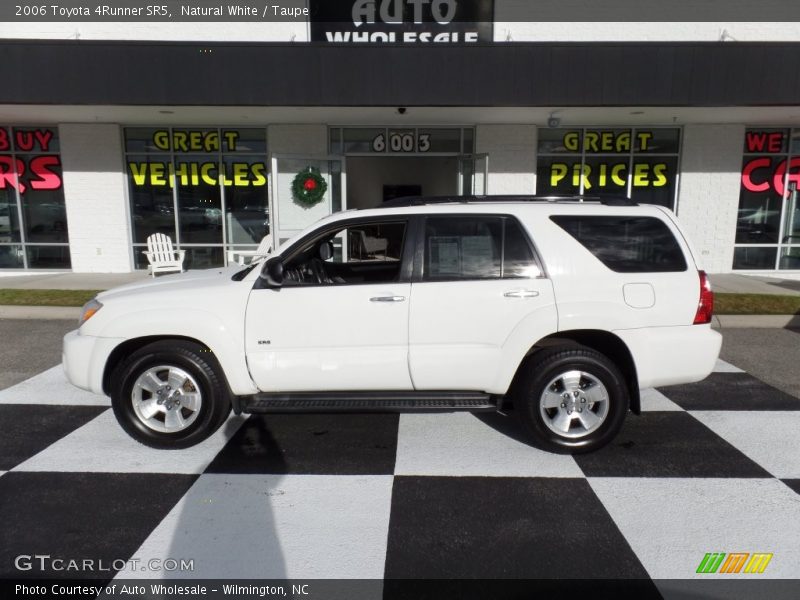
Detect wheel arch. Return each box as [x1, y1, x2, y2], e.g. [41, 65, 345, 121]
[519, 329, 641, 414]
[103, 336, 225, 395]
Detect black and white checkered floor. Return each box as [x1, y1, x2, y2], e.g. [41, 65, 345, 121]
[1, 360, 799, 590]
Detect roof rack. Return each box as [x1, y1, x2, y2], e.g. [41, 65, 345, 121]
[379, 194, 638, 208]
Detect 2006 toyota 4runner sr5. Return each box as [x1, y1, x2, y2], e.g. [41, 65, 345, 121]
[63, 196, 721, 453]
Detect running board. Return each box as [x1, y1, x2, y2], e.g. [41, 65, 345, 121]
[239, 391, 498, 414]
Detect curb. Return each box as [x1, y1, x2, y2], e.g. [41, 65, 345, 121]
[0, 305, 81, 320]
[712, 314, 800, 329]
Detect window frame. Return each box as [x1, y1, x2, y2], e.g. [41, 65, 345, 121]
[0, 125, 70, 269]
[123, 126, 270, 270]
[535, 126, 682, 211]
[733, 126, 800, 271]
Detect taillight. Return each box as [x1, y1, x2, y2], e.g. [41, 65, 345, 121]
[693, 270, 714, 325]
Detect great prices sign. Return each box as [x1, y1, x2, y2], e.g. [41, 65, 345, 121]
[541, 129, 674, 191]
[741, 130, 800, 196]
[0, 127, 62, 194]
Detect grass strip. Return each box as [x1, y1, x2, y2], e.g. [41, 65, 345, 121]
[0, 289, 799, 315]
[715, 293, 800, 315]
[0, 289, 102, 307]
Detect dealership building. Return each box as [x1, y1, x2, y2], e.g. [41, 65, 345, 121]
[2, 2, 800, 274]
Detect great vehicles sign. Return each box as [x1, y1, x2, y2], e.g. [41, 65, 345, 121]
[309, 0, 494, 44]
[126, 129, 267, 188]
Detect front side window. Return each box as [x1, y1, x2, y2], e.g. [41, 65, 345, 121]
[283, 220, 407, 286]
[423, 216, 538, 280]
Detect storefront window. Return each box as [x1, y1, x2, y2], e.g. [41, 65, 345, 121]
[124, 127, 269, 268]
[224, 156, 270, 245]
[536, 127, 681, 209]
[0, 126, 70, 269]
[734, 128, 800, 270]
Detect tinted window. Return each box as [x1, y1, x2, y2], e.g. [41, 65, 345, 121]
[423, 216, 538, 280]
[550, 215, 687, 273]
[503, 218, 539, 278]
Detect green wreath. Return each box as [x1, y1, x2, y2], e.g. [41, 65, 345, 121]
[291, 166, 328, 207]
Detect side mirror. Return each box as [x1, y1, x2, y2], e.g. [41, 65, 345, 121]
[319, 240, 334, 261]
[260, 255, 284, 287]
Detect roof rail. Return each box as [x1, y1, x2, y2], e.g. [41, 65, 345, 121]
[379, 194, 637, 208]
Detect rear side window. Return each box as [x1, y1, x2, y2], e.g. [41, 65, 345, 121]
[550, 215, 687, 273]
[423, 216, 539, 280]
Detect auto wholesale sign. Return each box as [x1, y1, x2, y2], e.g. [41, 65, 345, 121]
[309, 0, 494, 44]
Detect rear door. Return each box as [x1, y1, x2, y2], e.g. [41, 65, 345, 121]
[408, 214, 558, 392]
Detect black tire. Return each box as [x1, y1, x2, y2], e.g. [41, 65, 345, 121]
[110, 340, 232, 449]
[514, 346, 628, 454]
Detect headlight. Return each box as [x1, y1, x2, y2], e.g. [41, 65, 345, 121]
[79, 298, 103, 326]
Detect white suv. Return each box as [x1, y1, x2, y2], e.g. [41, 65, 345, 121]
[63, 196, 721, 453]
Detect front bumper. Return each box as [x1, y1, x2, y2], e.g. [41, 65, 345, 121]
[62, 329, 125, 395]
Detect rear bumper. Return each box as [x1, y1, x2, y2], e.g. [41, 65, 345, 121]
[615, 325, 722, 389]
[62, 329, 125, 395]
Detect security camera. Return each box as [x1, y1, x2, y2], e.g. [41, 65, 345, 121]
[547, 117, 561, 128]
[397, 107, 407, 115]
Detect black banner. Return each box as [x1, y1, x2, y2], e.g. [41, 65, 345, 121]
[309, 0, 494, 44]
[3, 0, 800, 22]
[5, 578, 800, 600]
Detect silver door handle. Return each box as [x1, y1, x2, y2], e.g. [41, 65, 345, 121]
[504, 290, 539, 298]
[370, 296, 406, 302]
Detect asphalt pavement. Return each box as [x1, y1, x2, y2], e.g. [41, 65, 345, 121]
[0, 319, 75, 390]
[718, 327, 800, 400]
[1, 319, 799, 596]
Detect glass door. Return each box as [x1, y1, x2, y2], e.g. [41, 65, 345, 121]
[780, 182, 800, 269]
[270, 155, 346, 250]
[457, 154, 489, 196]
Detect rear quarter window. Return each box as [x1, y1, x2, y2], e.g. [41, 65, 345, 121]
[550, 215, 687, 273]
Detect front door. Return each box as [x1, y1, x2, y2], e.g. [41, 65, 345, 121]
[246, 217, 413, 392]
[408, 214, 557, 392]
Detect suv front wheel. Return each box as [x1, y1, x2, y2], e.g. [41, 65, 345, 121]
[515, 346, 628, 454]
[110, 340, 231, 449]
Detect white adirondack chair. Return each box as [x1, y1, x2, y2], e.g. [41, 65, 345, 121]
[144, 233, 185, 277]
[227, 233, 273, 266]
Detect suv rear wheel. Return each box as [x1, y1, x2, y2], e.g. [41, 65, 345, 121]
[515, 346, 628, 454]
[110, 340, 231, 449]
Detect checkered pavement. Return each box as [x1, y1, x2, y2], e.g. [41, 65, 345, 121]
[1, 359, 800, 595]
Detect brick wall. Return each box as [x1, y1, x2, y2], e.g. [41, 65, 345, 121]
[267, 124, 329, 246]
[60, 124, 132, 272]
[676, 124, 744, 273]
[476, 125, 537, 195]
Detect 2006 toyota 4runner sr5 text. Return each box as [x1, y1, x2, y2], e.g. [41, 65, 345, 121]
[63, 196, 721, 453]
